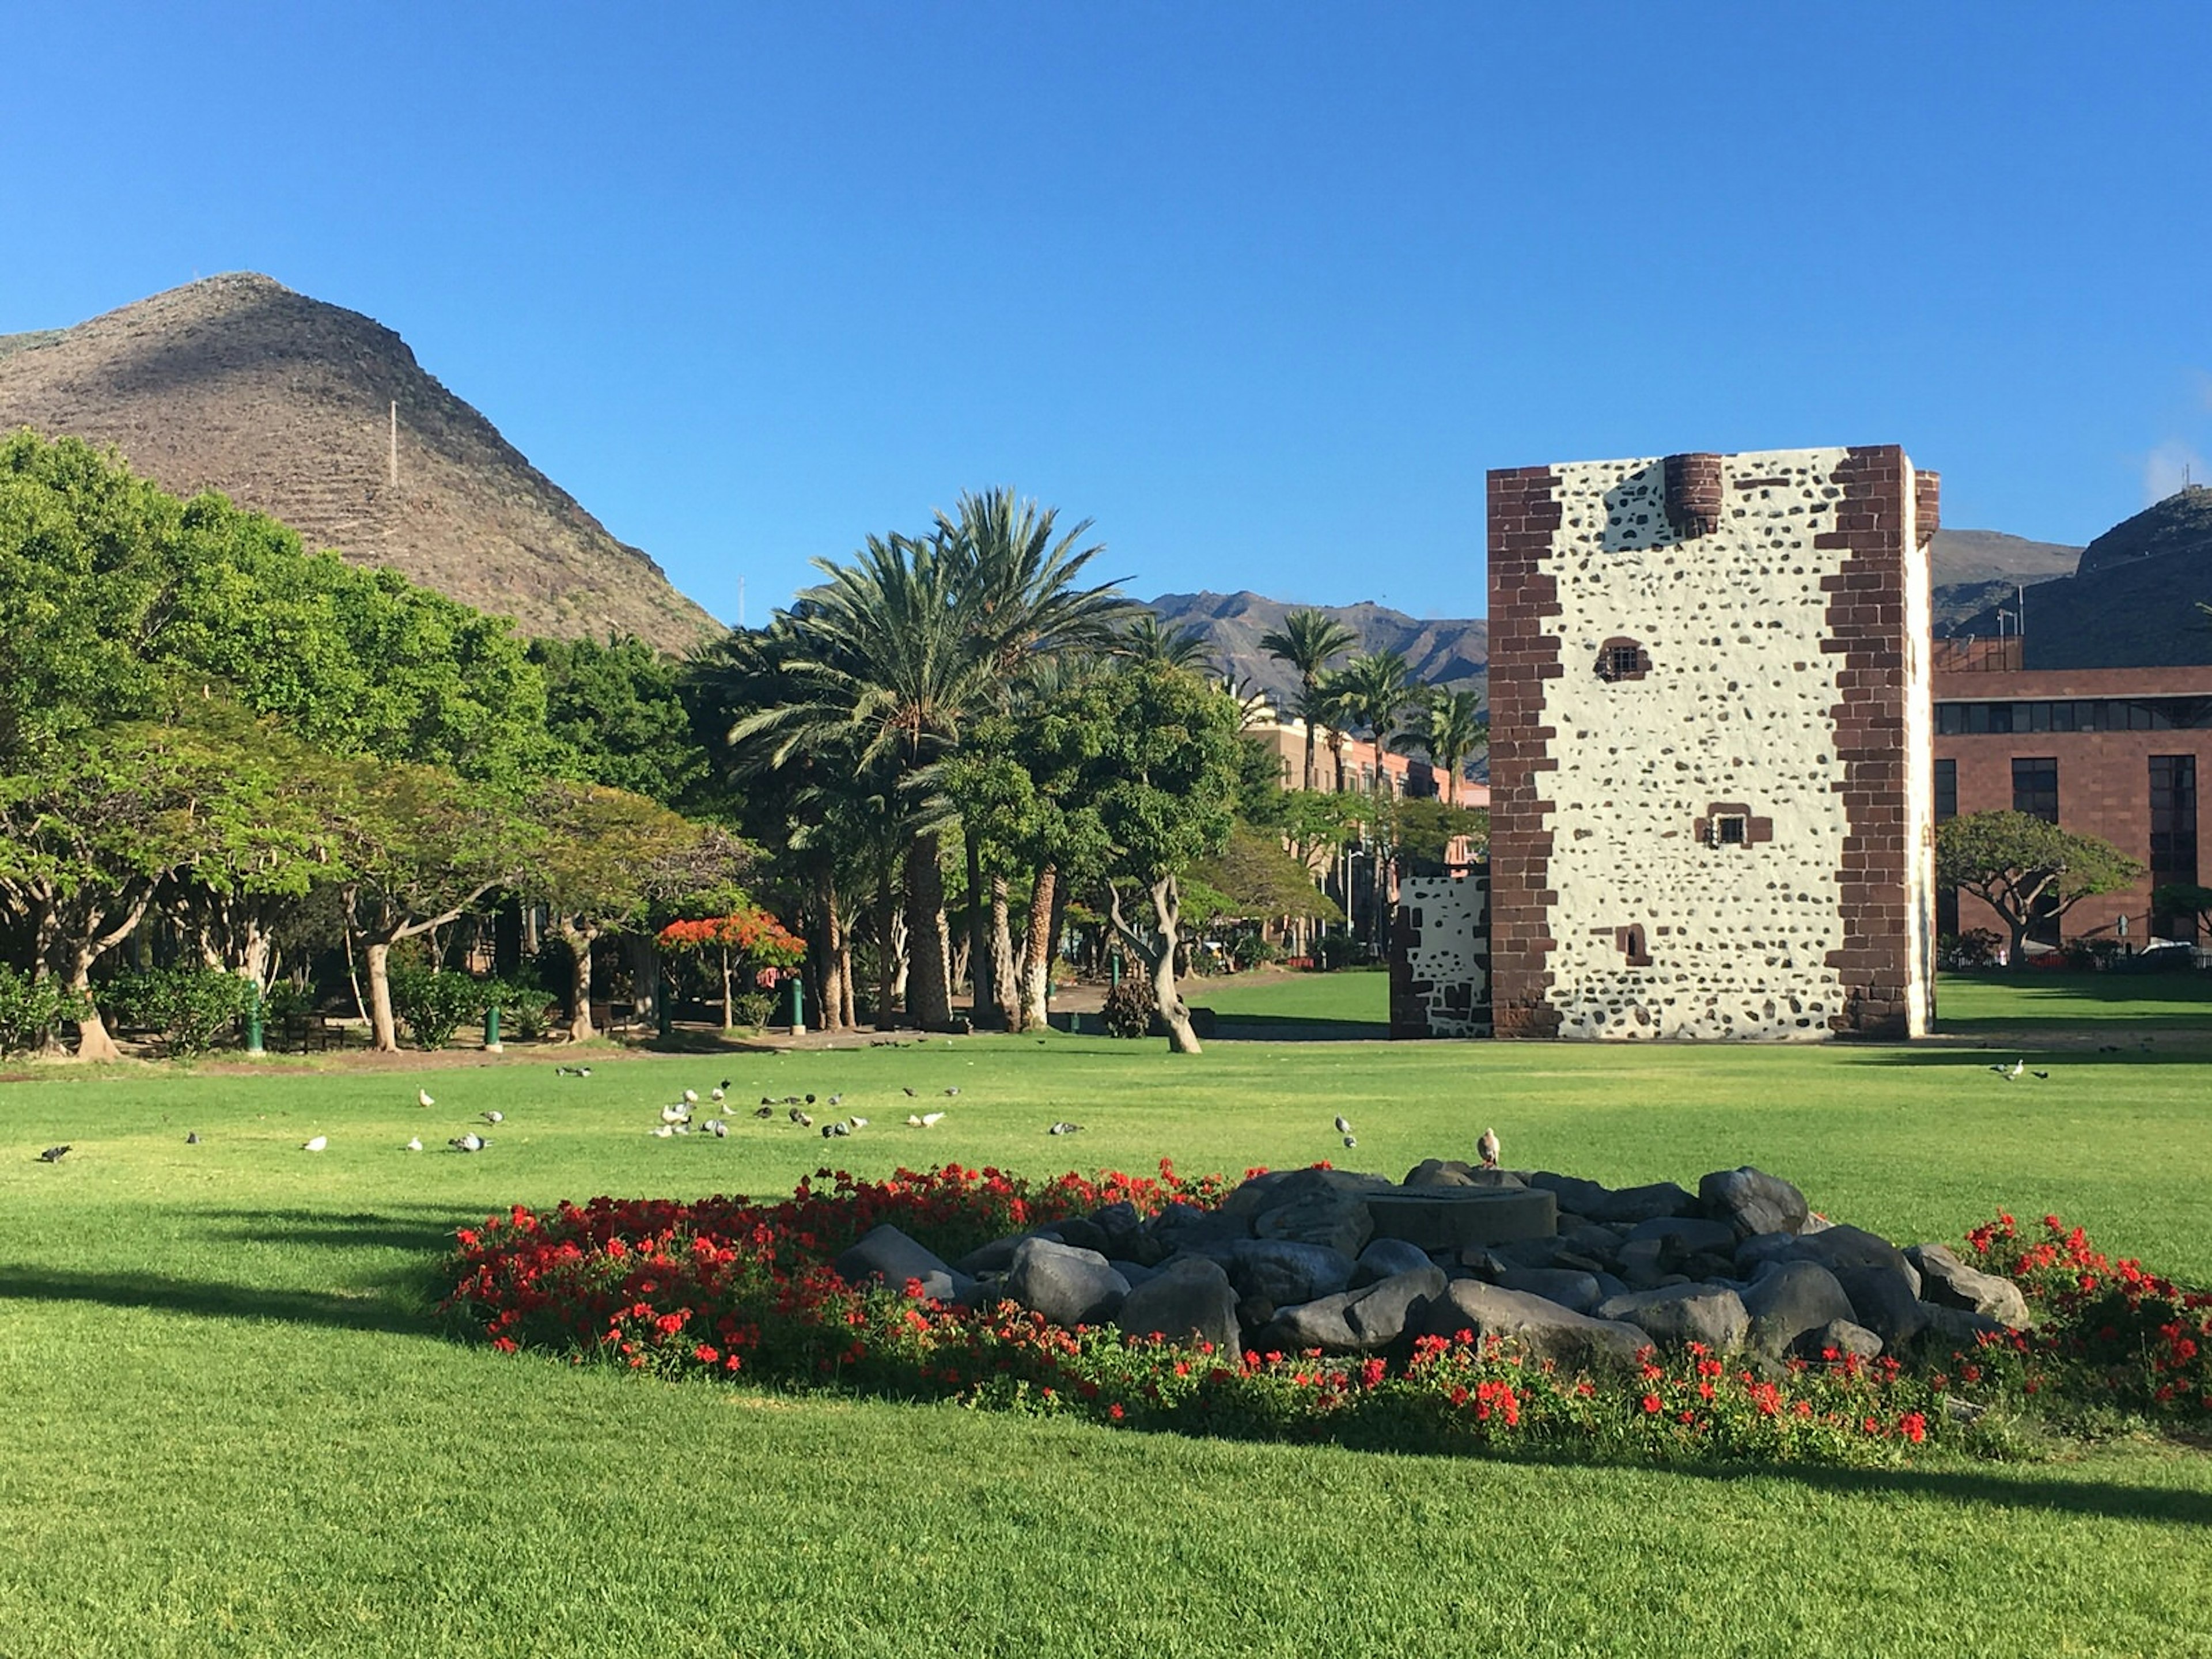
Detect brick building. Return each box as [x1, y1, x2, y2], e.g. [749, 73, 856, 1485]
[1484, 446, 1938, 1040]
[1931, 645, 2209, 946]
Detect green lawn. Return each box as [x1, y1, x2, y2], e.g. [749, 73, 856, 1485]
[3, 974, 2209, 1656]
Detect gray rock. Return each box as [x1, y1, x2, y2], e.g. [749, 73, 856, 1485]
[1919, 1301, 2012, 1349]
[1346, 1266, 1450, 1348]
[1616, 1238, 1669, 1289]
[1415, 1279, 1651, 1371]
[1792, 1318, 1884, 1361]
[1052, 1215, 1110, 1254]
[1367, 1187, 1558, 1251]
[1114, 1256, 1240, 1352]
[1228, 1238, 1357, 1306]
[1260, 1296, 1361, 1353]
[1252, 1187, 1374, 1256]
[1741, 1260, 1858, 1358]
[1623, 1215, 1739, 1256]
[1832, 1264, 1929, 1350]
[1594, 1283, 1751, 1351]
[1404, 1158, 1480, 1188]
[952, 1232, 1033, 1277]
[835, 1224, 962, 1302]
[1589, 1181, 1701, 1226]
[1005, 1237, 1130, 1327]
[1497, 1268, 1603, 1314]
[1109, 1259, 1161, 1289]
[1906, 1243, 2031, 1330]
[1150, 1203, 1251, 1257]
[1089, 1200, 1144, 1253]
[1219, 1166, 1391, 1218]
[1526, 1173, 1613, 1214]
[1699, 1166, 1810, 1240]
[1737, 1224, 1922, 1296]
[1350, 1237, 1435, 1288]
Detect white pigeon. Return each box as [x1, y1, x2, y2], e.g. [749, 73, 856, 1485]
[480, 1111, 503, 1124]
[416, 1089, 435, 1108]
[921, 1112, 945, 1128]
[302, 1135, 328, 1152]
[405, 1137, 423, 1152]
[682, 1088, 699, 1104]
[906, 1113, 925, 1127]
[1476, 1127, 1501, 1168]
[661, 1103, 691, 1125]
[710, 1087, 726, 1103]
[847, 1116, 868, 1130]
[450, 1133, 487, 1153]
[651, 1124, 675, 1138]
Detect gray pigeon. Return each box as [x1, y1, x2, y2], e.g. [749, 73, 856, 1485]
[449, 1133, 487, 1153]
[1342, 1134, 1357, 1149]
[1333, 1115, 1352, 1135]
[943, 1086, 960, 1097]
[1047, 1122, 1083, 1137]
[37, 1145, 70, 1162]
[184, 1132, 200, 1145]
[706, 1119, 728, 1138]
[789, 1107, 813, 1127]
[753, 1105, 775, 1119]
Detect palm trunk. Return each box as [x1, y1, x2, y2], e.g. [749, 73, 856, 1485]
[905, 832, 954, 1029]
[874, 863, 900, 1028]
[1019, 862, 1059, 1032]
[965, 835, 996, 1027]
[990, 873, 1020, 1031]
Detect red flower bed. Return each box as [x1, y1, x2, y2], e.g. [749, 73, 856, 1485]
[440, 1162, 2186, 1465]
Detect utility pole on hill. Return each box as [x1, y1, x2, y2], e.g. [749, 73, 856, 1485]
[388, 402, 398, 489]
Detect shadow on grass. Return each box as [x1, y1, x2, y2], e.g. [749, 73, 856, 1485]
[1692, 1456, 2212, 1525]
[0, 1263, 441, 1337]
[1210, 1014, 1391, 1041]
[194, 1206, 476, 1255]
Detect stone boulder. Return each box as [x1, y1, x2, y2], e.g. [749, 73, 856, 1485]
[835, 1224, 964, 1303]
[1115, 1257, 1240, 1353]
[1495, 1268, 1604, 1315]
[1623, 1215, 1740, 1257]
[1005, 1238, 1130, 1327]
[1920, 1302, 2013, 1349]
[1741, 1225, 1921, 1296]
[1832, 1264, 1929, 1350]
[1252, 1188, 1374, 1256]
[1793, 1318, 1884, 1361]
[1350, 1237, 1435, 1289]
[1699, 1167, 1810, 1239]
[1741, 1260, 1858, 1358]
[1415, 1280, 1650, 1371]
[1264, 1267, 1448, 1355]
[1594, 1283, 1751, 1351]
[1906, 1243, 2031, 1330]
[1227, 1239, 1357, 1306]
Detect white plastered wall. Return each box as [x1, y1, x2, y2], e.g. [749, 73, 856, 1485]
[1539, 449, 1869, 1039]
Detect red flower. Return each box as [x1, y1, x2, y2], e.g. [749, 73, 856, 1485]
[1642, 1393, 1663, 1415]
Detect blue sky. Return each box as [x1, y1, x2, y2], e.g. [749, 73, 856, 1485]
[4, 2, 2207, 623]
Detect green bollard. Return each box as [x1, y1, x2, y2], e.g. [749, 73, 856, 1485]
[483, 1002, 502, 1052]
[785, 975, 806, 1036]
[244, 983, 265, 1056]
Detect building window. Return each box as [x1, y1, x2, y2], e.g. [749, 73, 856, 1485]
[1937, 696, 2212, 736]
[1596, 637, 1650, 683]
[1933, 758, 1956, 823]
[1615, 924, 1652, 967]
[2011, 757, 2058, 823]
[2151, 755, 2199, 939]
[1695, 802, 1771, 849]
[1714, 815, 1747, 846]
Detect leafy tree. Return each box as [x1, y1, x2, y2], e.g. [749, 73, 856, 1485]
[1116, 615, 1213, 672]
[1085, 663, 1243, 1053]
[532, 633, 710, 805]
[1333, 649, 1426, 799]
[1190, 823, 1345, 927]
[1258, 608, 1358, 794]
[1384, 797, 1490, 873]
[2152, 881, 2212, 938]
[1936, 811, 2144, 968]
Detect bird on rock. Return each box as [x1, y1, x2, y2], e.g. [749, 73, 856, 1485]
[37, 1145, 70, 1162]
[450, 1133, 487, 1153]
[417, 1089, 435, 1108]
[1476, 1127, 1501, 1168]
[302, 1135, 328, 1153]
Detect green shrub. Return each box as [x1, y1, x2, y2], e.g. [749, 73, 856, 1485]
[730, 989, 775, 1029]
[483, 975, 560, 1040]
[1101, 977, 1157, 1039]
[388, 967, 487, 1051]
[0, 965, 87, 1056]
[102, 967, 256, 1058]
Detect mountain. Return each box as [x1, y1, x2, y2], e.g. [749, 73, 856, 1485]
[1926, 528, 2081, 635]
[1952, 487, 2212, 668]
[1146, 590, 1488, 713]
[0, 274, 717, 653]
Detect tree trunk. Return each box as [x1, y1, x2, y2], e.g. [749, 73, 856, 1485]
[905, 832, 954, 1030]
[721, 945, 734, 1028]
[990, 874, 1021, 1032]
[366, 938, 399, 1052]
[965, 835, 997, 1028]
[1303, 719, 1319, 796]
[628, 932, 661, 1030]
[565, 926, 600, 1040]
[1019, 863, 1059, 1032]
[59, 952, 122, 1063]
[1108, 877, 1201, 1055]
[813, 878, 849, 1031]
[873, 872, 900, 1030]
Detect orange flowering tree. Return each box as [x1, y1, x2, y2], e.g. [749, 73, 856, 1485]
[658, 906, 805, 1028]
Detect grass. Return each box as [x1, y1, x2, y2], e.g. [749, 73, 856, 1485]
[2, 972, 2210, 1656]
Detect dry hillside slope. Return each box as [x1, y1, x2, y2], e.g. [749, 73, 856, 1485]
[0, 274, 718, 652]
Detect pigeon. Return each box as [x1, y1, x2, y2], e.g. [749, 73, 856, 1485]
[1048, 1122, 1083, 1136]
[672, 1124, 690, 1135]
[903, 1086, 916, 1097]
[1989, 1059, 2024, 1081]
[719, 1079, 732, 1090]
[661, 1103, 691, 1125]
[827, 1093, 842, 1107]
[805, 1093, 817, 1105]
[184, 1132, 200, 1145]
[710, 1087, 726, 1103]
[920, 1112, 945, 1128]
[789, 1107, 813, 1127]
[761, 1096, 775, 1107]
[682, 1088, 699, 1105]
[405, 1137, 423, 1152]
[37, 1145, 70, 1162]
[906, 1114, 925, 1127]
[2031, 1070, 2051, 1080]
[1333, 1115, 1353, 1135]
[577, 1066, 592, 1078]
[417, 1089, 435, 1108]
[847, 1116, 869, 1131]
[1476, 1127, 1501, 1169]
[449, 1133, 487, 1153]
[555, 1065, 590, 1077]
[480, 1111, 503, 1124]
[753, 1105, 775, 1119]
[652, 1124, 675, 1138]
[706, 1118, 728, 1138]
[302, 1135, 328, 1152]
[942, 1087, 960, 1098]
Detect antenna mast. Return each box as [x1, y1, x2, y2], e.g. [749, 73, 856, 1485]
[388, 402, 398, 488]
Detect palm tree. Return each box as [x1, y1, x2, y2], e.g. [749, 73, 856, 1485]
[1116, 614, 1214, 672]
[1334, 649, 1425, 804]
[935, 488, 1135, 1029]
[1413, 687, 1485, 806]
[1257, 608, 1358, 793]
